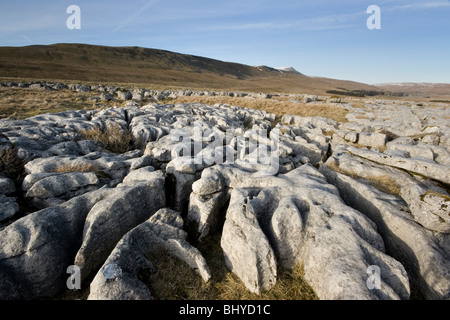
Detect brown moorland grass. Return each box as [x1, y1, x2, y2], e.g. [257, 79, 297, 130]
[0, 85, 352, 122]
[168, 95, 350, 123]
[0, 87, 99, 119]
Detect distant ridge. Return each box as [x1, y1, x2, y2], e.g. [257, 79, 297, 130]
[275, 67, 302, 74]
[0, 43, 389, 94]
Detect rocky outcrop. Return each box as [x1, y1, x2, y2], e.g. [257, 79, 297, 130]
[192, 163, 410, 299]
[320, 163, 450, 300]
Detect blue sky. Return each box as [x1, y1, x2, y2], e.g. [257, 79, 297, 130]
[0, 0, 449, 84]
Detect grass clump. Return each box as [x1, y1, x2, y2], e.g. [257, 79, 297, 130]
[0, 145, 26, 187]
[53, 162, 100, 173]
[80, 124, 133, 154]
[50, 162, 111, 179]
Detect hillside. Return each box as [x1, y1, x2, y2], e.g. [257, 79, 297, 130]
[0, 43, 378, 95]
[376, 83, 450, 100]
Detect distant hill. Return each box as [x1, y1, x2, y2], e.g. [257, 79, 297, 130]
[376, 83, 450, 99]
[0, 43, 425, 96]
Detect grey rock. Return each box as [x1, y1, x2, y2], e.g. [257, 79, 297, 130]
[320, 163, 450, 300]
[347, 146, 450, 185]
[76, 85, 91, 93]
[358, 132, 388, 148]
[304, 95, 318, 103]
[0, 195, 19, 222]
[100, 93, 114, 101]
[221, 188, 278, 295]
[191, 167, 225, 196]
[344, 131, 359, 143]
[214, 164, 409, 299]
[43, 140, 105, 157]
[187, 188, 230, 240]
[122, 166, 156, 184]
[117, 90, 132, 100]
[132, 89, 144, 101]
[401, 184, 450, 233]
[0, 177, 15, 195]
[25, 172, 99, 199]
[24, 151, 145, 181]
[166, 169, 199, 214]
[0, 188, 111, 299]
[74, 173, 166, 282]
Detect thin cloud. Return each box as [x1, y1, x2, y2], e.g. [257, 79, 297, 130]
[22, 35, 33, 44]
[111, 0, 158, 34]
[204, 11, 364, 32]
[387, 1, 450, 11]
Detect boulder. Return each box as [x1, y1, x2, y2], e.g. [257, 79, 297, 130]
[24, 151, 147, 181]
[358, 132, 388, 148]
[25, 172, 99, 199]
[117, 90, 132, 100]
[221, 188, 278, 295]
[0, 188, 111, 299]
[0, 176, 15, 195]
[187, 189, 230, 240]
[42, 140, 104, 157]
[122, 166, 156, 184]
[74, 172, 166, 282]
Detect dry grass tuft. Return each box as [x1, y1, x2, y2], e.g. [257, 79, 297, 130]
[141, 234, 318, 300]
[216, 265, 318, 300]
[0, 146, 25, 186]
[80, 124, 133, 154]
[51, 162, 102, 175]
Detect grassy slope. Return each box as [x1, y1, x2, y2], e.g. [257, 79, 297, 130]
[0, 43, 378, 95]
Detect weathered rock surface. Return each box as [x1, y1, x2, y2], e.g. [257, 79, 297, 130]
[193, 163, 410, 299]
[0, 188, 112, 299]
[347, 146, 450, 185]
[221, 188, 278, 295]
[74, 171, 166, 282]
[322, 151, 450, 299]
[25, 172, 99, 207]
[401, 184, 450, 234]
[0, 195, 19, 222]
[0, 176, 15, 195]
